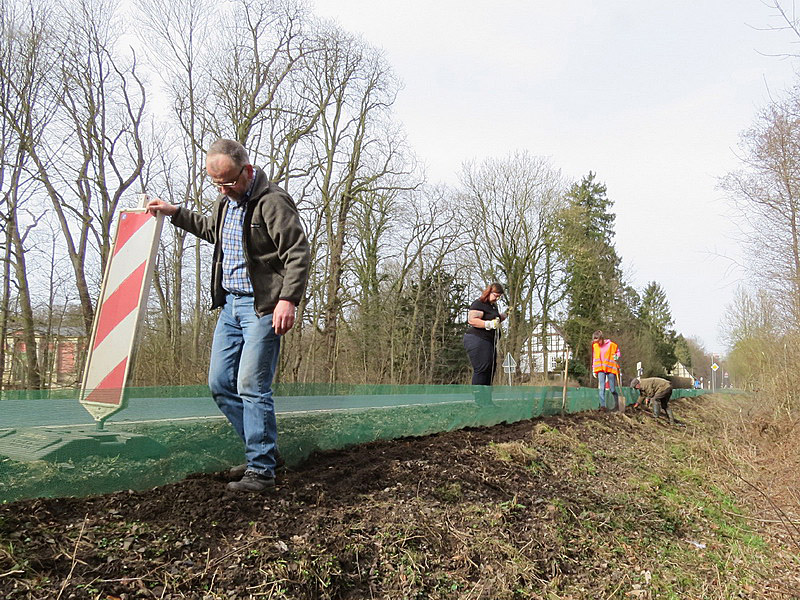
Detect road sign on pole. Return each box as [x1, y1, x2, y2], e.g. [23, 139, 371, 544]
[561, 348, 571, 415]
[502, 353, 517, 386]
[80, 202, 163, 426]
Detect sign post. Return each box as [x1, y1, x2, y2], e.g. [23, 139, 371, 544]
[711, 362, 719, 393]
[502, 353, 517, 386]
[80, 196, 163, 428]
[561, 348, 571, 415]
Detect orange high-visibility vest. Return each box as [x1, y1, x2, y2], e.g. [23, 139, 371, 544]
[592, 340, 620, 375]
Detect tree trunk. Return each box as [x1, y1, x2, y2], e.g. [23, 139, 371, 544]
[9, 208, 41, 389]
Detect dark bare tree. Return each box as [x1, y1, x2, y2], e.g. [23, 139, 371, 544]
[461, 151, 566, 379]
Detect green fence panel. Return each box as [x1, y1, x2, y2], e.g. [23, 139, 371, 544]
[0, 383, 710, 504]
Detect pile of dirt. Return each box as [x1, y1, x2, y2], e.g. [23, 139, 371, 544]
[1, 395, 798, 599]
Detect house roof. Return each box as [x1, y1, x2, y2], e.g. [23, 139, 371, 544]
[529, 321, 568, 339]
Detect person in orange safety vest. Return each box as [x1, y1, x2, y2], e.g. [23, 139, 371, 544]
[591, 330, 620, 411]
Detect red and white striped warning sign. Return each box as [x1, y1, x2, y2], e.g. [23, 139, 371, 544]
[80, 207, 163, 423]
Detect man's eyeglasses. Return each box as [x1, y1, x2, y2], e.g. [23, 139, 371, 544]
[209, 166, 245, 189]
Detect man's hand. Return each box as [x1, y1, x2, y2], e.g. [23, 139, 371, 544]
[273, 299, 296, 335]
[146, 198, 179, 217]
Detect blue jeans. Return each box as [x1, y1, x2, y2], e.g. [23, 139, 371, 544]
[208, 293, 281, 477]
[597, 371, 618, 409]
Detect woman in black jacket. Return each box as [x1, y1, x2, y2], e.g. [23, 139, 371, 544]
[463, 282, 507, 385]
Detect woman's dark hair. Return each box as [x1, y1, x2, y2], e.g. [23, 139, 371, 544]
[592, 330, 604, 342]
[478, 282, 504, 303]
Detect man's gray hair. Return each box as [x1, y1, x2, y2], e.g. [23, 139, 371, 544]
[207, 139, 250, 167]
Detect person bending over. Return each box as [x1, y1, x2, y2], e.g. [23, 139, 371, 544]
[631, 377, 676, 425]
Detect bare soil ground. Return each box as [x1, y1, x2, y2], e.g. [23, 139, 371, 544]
[1, 394, 799, 599]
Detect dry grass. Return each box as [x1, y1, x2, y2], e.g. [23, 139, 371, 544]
[693, 394, 800, 525]
[685, 390, 800, 595]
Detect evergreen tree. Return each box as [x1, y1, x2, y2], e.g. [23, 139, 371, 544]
[557, 172, 623, 368]
[639, 281, 673, 335]
[638, 281, 678, 374]
[674, 334, 692, 368]
[397, 271, 471, 384]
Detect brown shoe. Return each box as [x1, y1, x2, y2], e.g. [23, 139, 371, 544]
[226, 470, 275, 493]
[227, 463, 248, 481]
[227, 451, 286, 481]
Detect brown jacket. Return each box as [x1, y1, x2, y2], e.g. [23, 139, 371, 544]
[171, 168, 310, 316]
[637, 377, 673, 401]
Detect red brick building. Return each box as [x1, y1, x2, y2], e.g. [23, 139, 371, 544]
[2, 327, 86, 389]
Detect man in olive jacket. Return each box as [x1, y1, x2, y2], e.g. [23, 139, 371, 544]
[147, 139, 310, 493]
[631, 377, 675, 425]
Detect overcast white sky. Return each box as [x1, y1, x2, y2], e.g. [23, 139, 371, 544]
[313, 0, 800, 353]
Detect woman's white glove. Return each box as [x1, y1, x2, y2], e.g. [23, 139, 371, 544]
[484, 318, 501, 330]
